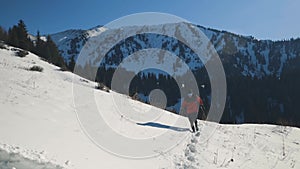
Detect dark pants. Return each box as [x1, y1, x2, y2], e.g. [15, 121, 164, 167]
[187, 112, 198, 132]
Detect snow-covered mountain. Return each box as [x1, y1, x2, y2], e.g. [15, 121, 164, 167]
[50, 27, 107, 64]
[50, 23, 300, 78]
[1, 44, 300, 169]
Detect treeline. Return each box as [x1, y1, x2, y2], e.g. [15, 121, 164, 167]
[0, 20, 68, 70]
[223, 74, 300, 127]
[91, 63, 300, 127]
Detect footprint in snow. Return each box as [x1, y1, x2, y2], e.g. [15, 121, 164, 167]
[184, 149, 190, 157]
[188, 144, 196, 153]
[187, 156, 195, 162]
[191, 137, 197, 144]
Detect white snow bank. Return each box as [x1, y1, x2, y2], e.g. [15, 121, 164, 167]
[0, 143, 64, 169]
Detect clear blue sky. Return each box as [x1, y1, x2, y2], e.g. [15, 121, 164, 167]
[0, 0, 299, 40]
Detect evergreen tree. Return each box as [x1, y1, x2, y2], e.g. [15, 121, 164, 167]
[17, 20, 30, 50]
[0, 26, 7, 42]
[33, 30, 45, 56]
[44, 35, 66, 68]
[8, 26, 19, 47]
[68, 56, 76, 72]
[7, 20, 33, 50]
[36, 31, 42, 49]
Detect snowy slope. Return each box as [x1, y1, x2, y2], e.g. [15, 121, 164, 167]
[0, 46, 300, 169]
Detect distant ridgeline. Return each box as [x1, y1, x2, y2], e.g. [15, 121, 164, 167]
[2, 21, 299, 127]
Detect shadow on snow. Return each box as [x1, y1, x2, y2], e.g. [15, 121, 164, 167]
[136, 122, 190, 132]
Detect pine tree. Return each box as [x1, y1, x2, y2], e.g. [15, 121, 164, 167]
[16, 20, 33, 50]
[8, 26, 19, 47]
[34, 30, 44, 56]
[36, 31, 42, 48]
[45, 35, 67, 69]
[68, 56, 76, 72]
[0, 26, 7, 42]
[17, 20, 28, 49]
[7, 20, 33, 51]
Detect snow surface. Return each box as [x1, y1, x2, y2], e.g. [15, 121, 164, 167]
[0, 46, 300, 169]
[0, 143, 63, 169]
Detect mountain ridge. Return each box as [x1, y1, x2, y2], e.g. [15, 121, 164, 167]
[48, 23, 300, 78]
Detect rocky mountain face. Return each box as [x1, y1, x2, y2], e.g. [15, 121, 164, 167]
[50, 23, 300, 127]
[50, 24, 300, 78]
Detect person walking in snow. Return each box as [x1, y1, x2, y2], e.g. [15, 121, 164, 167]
[181, 90, 204, 133]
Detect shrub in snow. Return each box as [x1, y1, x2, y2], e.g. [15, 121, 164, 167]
[29, 65, 43, 72]
[59, 66, 69, 71]
[96, 82, 110, 92]
[11, 48, 29, 57]
[16, 50, 29, 57]
[80, 78, 89, 83]
[0, 41, 7, 49]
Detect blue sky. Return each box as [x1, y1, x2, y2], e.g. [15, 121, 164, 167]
[0, 0, 299, 40]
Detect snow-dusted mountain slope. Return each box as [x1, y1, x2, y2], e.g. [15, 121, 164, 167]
[0, 45, 300, 169]
[50, 23, 300, 78]
[50, 27, 107, 64]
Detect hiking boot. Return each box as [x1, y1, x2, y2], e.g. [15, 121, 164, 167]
[191, 126, 195, 133]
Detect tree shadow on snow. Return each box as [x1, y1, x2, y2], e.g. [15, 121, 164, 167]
[136, 122, 190, 132]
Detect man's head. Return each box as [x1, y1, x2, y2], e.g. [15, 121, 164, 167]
[187, 89, 193, 98]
